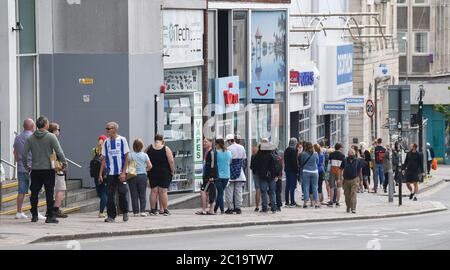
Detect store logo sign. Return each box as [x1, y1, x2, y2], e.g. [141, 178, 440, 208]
[337, 44, 353, 85]
[300, 72, 314, 87]
[215, 76, 240, 114]
[252, 81, 275, 104]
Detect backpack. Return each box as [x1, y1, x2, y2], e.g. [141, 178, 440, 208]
[270, 151, 283, 178]
[375, 148, 386, 164]
[90, 154, 102, 178]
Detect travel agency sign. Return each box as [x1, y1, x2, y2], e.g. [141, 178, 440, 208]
[252, 81, 275, 104]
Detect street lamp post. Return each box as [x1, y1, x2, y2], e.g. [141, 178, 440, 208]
[402, 36, 408, 85]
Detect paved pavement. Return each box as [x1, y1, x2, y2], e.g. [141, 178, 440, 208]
[0, 166, 448, 247]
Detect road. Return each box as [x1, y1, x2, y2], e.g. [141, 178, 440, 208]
[8, 182, 450, 250]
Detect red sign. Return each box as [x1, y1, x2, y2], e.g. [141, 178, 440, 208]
[366, 99, 375, 118]
[290, 71, 299, 84]
[223, 90, 239, 106]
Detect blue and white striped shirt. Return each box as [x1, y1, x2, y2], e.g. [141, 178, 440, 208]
[102, 136, 130, 176]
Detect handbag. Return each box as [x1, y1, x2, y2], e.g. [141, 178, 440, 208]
[126, 159, 137, 180]
[432, 158, 438, 170]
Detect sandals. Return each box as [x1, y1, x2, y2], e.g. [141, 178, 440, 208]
[195, 211, 207, 215]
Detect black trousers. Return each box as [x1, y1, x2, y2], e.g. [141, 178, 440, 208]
[30, 170, 55, 218]
[276, 178, 283, 208]
[106, 175, 129, 219]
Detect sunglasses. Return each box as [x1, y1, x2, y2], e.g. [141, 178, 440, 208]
[106, 127, 114, 131]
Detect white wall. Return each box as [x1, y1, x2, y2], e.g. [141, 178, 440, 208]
[0, 0, 18, 178]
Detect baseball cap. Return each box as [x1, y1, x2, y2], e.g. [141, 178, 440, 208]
[225, 134, 235, 141]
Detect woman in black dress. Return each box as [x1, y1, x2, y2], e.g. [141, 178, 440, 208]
[146, 134, 175, 216]
[402, 143, 425, 201]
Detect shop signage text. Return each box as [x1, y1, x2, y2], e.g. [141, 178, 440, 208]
[337, 44, 354, 85]
[345, 96, 365, 107]
[290, 71, 314, 87]
[252, 81, 275, 104]
[163, 10, 203, 67]
[323, 103, 347, 115]
[214, 76, 240, 114]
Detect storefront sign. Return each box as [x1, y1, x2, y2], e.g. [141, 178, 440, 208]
[345, 96, 365, 107]
[322, 103, 347, 115]
[193, 92, 203, 192]
[163, 10, 203, 67]
[251, 81, 275, 104]
[337, 44, 354, 85]
[318, 44, 353, 102]
[214, 76, 240, 114]
[376, 64, 390, 78]
[290, 71, 299, 85]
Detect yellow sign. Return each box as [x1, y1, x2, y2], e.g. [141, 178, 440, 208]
[79, 78, 94, 85]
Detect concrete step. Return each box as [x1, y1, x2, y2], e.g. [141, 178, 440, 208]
[1, 180, 19, 195]
[64, 198, 100, 214]
[65, 188, 98, 205]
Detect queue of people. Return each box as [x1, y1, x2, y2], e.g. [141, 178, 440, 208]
[11, 117, 429, 223]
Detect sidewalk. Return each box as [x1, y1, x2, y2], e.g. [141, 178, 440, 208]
[0, 166, 448, 247]
[377, 164, 450, 197]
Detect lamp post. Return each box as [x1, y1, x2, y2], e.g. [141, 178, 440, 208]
[402, 36, 408, 85]
[418, 85, 426, 176]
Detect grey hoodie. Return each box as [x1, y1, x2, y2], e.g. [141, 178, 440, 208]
[22, 129, 67, 170]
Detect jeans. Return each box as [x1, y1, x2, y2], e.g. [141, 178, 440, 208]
[302, 171, 319, 203]
[374, 164, 385, 189]
[95, 178, 108, 213]
[106, 175, 129, 219]
[285, 171, 297, 205]
[17, 172, 30, 195]
[260, 179, 276, 212]
[30, 170, 55, 218]
[128, 174, 148, 214]
[215, 179, 229, 212]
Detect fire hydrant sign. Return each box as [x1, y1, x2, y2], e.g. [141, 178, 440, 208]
[251, 81, 275, 104]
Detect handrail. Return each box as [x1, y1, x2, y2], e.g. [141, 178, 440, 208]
[66, 158, 82, 168]
[1, 159, 17, 169]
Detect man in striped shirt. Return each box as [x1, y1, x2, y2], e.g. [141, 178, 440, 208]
[99, 122, 130, 223]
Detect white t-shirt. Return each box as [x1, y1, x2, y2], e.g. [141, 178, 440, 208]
[102, 136, 130, 176]
[228, 143, 247, 182]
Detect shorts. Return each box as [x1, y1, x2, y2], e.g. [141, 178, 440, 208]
[17, 172, 30, 194]
[200, 180, 216, 204]
[328, 173, 342, 188]
[55, 174, 67, 191]
[253, 174, 261, 189]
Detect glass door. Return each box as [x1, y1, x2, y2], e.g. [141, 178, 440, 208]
[164, 93, 195, 193]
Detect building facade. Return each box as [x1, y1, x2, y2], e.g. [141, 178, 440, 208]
[0, 0, 207, 186]
[397, 0, 450, 163]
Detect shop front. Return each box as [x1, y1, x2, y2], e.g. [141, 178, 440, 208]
[163, 9, 205, 193]
[289, 65, 318, 142]
[207, 2, 289, 199]
[318, 43, 354, 149]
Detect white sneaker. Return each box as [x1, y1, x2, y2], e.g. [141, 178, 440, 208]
[140, 212, 148, 217]
[134, 214, 139, 217]
[15, 212, 28, 219]
[37, 212, 46, 220]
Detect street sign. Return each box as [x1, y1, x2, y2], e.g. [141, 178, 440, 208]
[366, 99, 375, 118]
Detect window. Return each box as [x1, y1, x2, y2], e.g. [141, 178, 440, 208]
[414, 0, 428, 4]
[414, 32, 428, 53]
[397, 32, 407, 54]
[397, 0, 406, 4]
[397, 7, 408, 30]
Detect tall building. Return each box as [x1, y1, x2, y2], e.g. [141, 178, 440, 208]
[397, 0, 450, 163]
